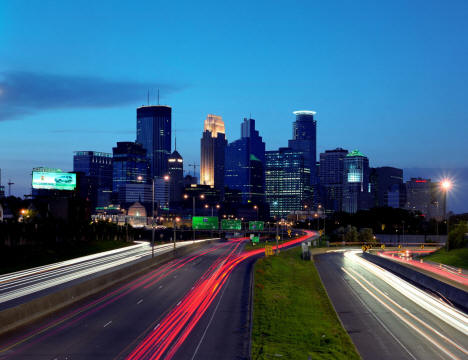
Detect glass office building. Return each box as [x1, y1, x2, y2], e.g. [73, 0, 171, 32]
[342, 150, 371, 213]
[136, 105, 171, 178]
[73, 151, 113, 208]
[225, 118, 265, 204]
[265, 147, 310, 218]
[318, 148, 348, 212]
[112, 142, 150, 206]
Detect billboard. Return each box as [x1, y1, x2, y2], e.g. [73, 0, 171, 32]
[32, 172, 77, 191]
[221, 219, 242, 230]
[249, 221, 264, 231]
[192, 216, 218, 230]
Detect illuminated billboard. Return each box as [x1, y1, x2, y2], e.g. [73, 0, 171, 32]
[192, 216, 218, 230]
[221, 219, 242, 230]
[32, 172, 77, 191]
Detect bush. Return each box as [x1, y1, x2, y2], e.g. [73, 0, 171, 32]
[448, 222, 468, 249]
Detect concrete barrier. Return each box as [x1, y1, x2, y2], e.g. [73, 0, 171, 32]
[362, 252, 468, 311]
[0, 240, 218, 336]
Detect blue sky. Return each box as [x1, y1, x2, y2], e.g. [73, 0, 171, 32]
[0, 0, 467, 211]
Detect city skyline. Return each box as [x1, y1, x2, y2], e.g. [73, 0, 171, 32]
[0, 0, 467, 212]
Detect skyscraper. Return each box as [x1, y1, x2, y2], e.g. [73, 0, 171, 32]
[266, 148, 310, 218]
[225, 118, 265, 204]
[318, 148, 348, 212]
[112, 142, 151, 207]
[136, 105, 171, 178]
[200, 114, 227, 191]
[369, 167, 404, 208]
[168, 150, 183, 204]
[288, 110, 317, 186]
[342, 150, 371, 213]
[405, 178, 443, 219]
[73, 151, 113, 208]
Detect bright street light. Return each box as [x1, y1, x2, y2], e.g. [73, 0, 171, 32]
[441, 179, 452, 191]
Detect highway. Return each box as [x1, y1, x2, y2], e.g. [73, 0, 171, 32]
[0, 239, 216, 310]
[0, 232, 314, 359]
[315, 250, 468, 360]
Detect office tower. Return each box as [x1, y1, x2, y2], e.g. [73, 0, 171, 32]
[168, 150, 184, 204]
[342, 150, 371, 213]
[136, 105, 171, 178]
[112, 142, 151, 207]
[288, 110, 317, 186]
[369, 167, 404, 208]
[225, 118, 265, 204]
[405, 178, 444, 219]
[0, 169, 4, 198]
[266, 147, 311, 218]
[200, 114, 227, 191]
[73, 151, 113, 209]
[318, 148, 348, 211]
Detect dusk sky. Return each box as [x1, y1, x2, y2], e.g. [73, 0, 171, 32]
[1, 0, 467, 212]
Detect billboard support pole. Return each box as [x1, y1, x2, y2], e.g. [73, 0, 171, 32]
[151, 178, 155, 258]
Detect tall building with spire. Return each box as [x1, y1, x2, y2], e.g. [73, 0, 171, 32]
[200, 114, 227, 191]
[225, 118, 265, 204]
[136, 105, 171, 179]
[288, 110, 317, 186]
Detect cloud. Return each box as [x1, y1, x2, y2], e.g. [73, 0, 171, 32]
[0, 71, 183, 121]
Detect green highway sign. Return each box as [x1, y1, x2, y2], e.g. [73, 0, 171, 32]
[249, 221, 264, 231]
[192, 216, 218, 230]
[221, 219, 242, 230]
[251, 235, 259, 243]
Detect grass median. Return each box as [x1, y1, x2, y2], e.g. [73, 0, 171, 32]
[424, 248, 468, 269]
[252, 247, 360, 360]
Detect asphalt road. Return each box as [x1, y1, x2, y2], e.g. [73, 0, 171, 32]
[0, 239, 253, 359]
[0, 231, 315, 360]
[315, 250, 468, 360]
[0, 239, 216, 311]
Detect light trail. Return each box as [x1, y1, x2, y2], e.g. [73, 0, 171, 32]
[342, 267, 462, 360]
[0, 241, 232, 356]
[0, 239, 217, 305]
[126, 231, 316, 360]
[379, 251, 468, 286]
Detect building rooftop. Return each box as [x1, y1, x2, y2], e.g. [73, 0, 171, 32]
[346, 149, 366, 157]
[293, 110, 316, 116]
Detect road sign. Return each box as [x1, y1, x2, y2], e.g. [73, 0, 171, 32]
[287, 229, 292, 237]
[381, 244, 385, 249]
[221, 219, 242, 230]
[192, 216, 218, 230]
[276, 235, 280, 240]
[249, 221, 264, 231]
[251, 236, 259, 243]
[265, 245, 274, 256]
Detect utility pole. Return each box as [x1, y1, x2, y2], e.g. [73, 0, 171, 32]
[151, 177, 155, 258]
[275, 219, 279, 255]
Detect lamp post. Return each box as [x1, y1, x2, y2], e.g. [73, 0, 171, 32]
[253, 205, 259, 220]
[138, 175, 155, 258]
[173, 217, 180, 251]
[184, 193, 204, 242]
[441, 179, 452, 251]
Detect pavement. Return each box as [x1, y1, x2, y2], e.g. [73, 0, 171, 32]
[315, 250, 468, 360]
[0, 239, 217, 311]
[0, 231, 316, 360]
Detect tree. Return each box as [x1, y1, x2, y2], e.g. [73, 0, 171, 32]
[448, 222, 468, 249]
[344, 225, 358, 242]
[359, 228, 374, 242]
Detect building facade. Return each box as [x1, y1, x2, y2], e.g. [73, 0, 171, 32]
[224, 118, 265, 204]
[136, 105, 172, 178]
[318, 148, 348, 212]
[405, 178, 443, 219]
[200, 114, 227, 192]
[342, 150, 371, 213]
[73, 151, 113, 209]
[369, 167, 404, 208]
[288, 110, 317, 186]
[112, 142, 150, 207]
[265, 147, 310, 218]
[168, 150, 184, 204]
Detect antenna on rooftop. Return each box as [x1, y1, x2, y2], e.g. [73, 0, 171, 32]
[158, 88, 160, 105]
[147, 90, 150, 105]
[7, 179, 14, 197]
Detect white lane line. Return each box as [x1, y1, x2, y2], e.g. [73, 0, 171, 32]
[104, 321, 112, 328]
[342, 267, 461, 360]
[346, 266, 468, 356]
[137, 299, 143, 305]
[154, 323, 160, 330]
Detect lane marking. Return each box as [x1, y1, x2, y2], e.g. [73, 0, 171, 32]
[137, 299, 143, 305]
[342, 267, 461, 360]
[104, 321, 112, 328]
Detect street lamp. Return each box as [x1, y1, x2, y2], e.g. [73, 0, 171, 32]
[137, 175, 155, 258]
[441, 179, 452, 250]
[253, 205, 258, 220]
[173, 216, 180, 251]
[184, 193, 205, 242]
